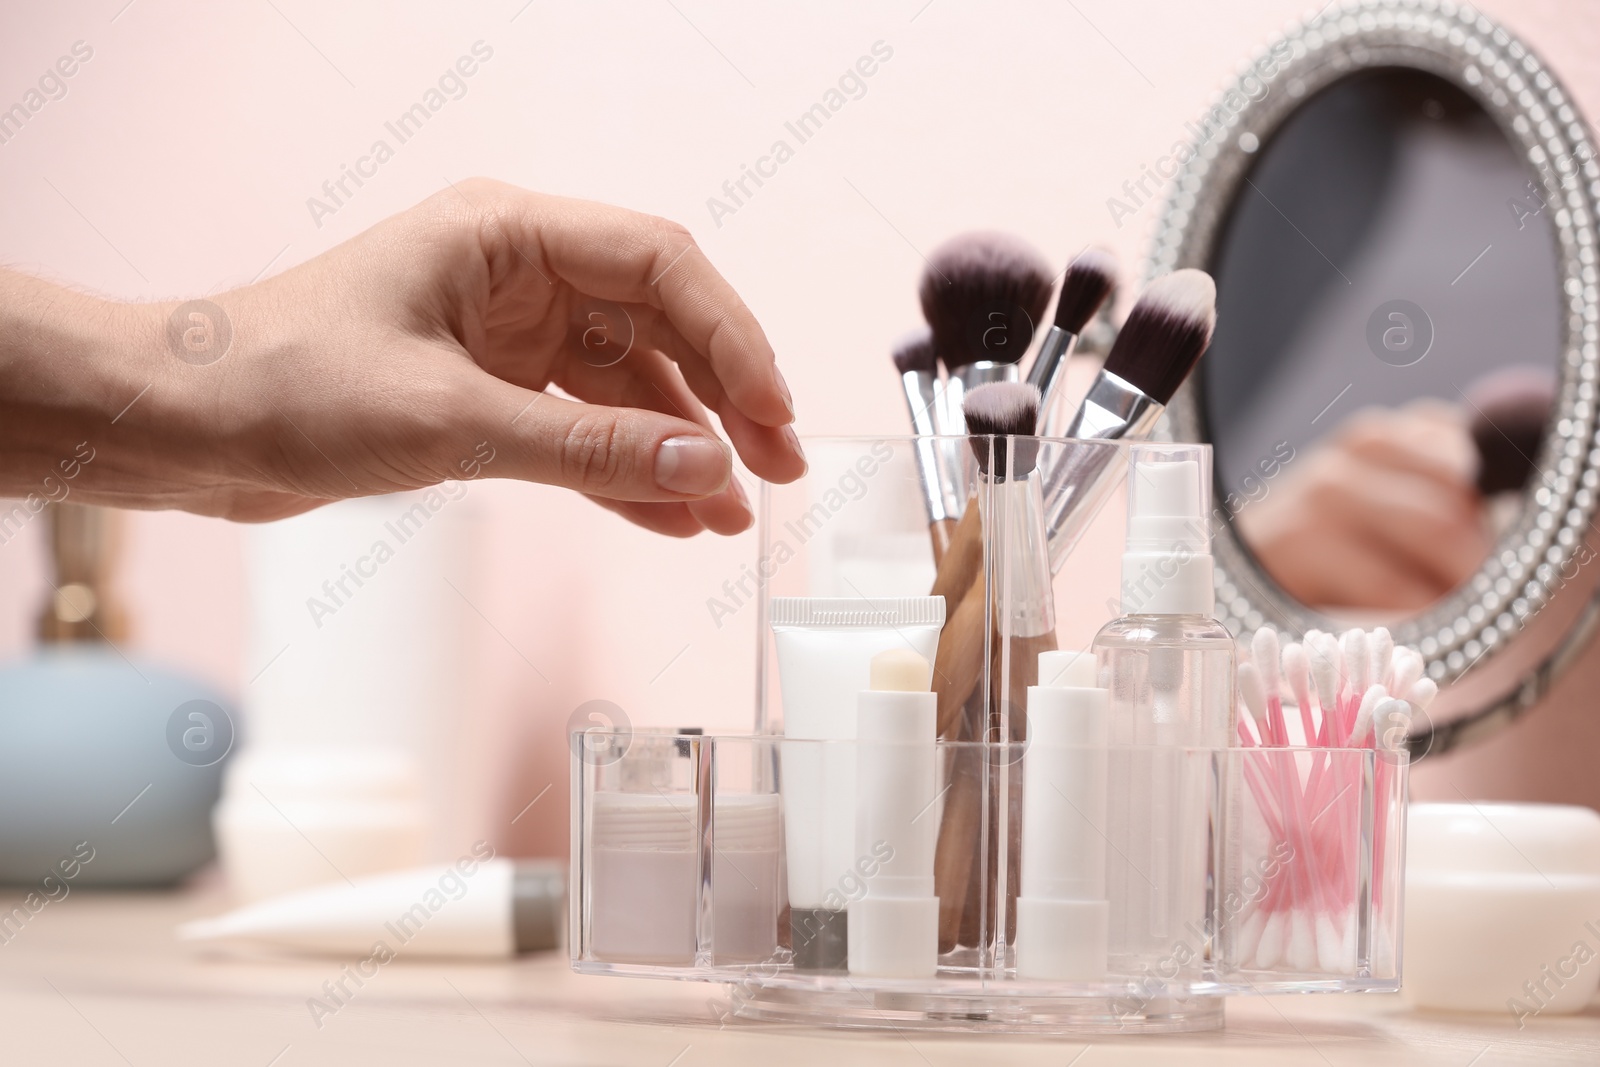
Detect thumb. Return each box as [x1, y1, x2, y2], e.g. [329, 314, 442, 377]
[478, 383, 734, 502]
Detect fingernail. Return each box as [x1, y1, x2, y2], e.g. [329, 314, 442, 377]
[781, 425, 808, 474]
[772, 366, 795, 420]
[656, 435, 731, 495]
[729, 477, 751, 512]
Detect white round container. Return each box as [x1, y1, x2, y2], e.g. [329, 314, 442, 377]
[1404, 802, 1600, 1015]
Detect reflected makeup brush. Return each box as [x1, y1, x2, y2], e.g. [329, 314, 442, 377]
[1025, 248, 1117, 424]
[1042, 269, 1218, 572]
[919, 232, 1053, 506]
[933, 382, 1049, 950]
[893, 328, 963, 562]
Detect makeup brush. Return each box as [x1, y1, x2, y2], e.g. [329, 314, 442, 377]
[933, 382, 1050, 951]
[920, 232, 1053, 508]
[932, 383, 1047, 737]
[1042, 269, 1218, 572]
[1025, 248, 1117, 422]
[893, 328, 963, 562]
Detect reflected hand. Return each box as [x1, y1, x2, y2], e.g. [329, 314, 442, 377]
[1238, 399, 1488, 611]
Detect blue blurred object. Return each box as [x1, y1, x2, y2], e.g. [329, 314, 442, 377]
[0, 505, 233, 887]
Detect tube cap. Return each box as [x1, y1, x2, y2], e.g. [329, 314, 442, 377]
[512, 862, 565, 953]
[790, 907, 848, 972]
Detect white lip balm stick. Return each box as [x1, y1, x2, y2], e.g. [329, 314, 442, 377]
[848, 648, 939, 978]
[1017, 650, 1110, 979]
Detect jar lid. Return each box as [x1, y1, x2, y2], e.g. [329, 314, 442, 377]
[1408, 802, 1600, 878]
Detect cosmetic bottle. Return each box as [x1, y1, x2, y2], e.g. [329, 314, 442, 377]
[1091, 445, 1233, 973]
[0, 504, 231, 886]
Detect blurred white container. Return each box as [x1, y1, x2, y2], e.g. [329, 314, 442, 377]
[1405, 802, 1600, 1015]
[217, 487, 489, 901]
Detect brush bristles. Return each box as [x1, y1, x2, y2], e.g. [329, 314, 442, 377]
[919, 232, 1053, 371]
[962, 382, 1040, 479]
[891, 328, 938, 377]
[1053, 248, 1117, 335]
[1102, 268, 1217, 405]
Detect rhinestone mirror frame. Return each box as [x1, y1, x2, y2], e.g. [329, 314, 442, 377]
[1156, 0, 1600, 753]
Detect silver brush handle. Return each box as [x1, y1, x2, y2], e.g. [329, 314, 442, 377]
[1042, 371, 1164, 573]
[1024, 325, 1077, 423]
[900, 370, 957, 526]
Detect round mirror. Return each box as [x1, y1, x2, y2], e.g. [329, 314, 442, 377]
[1159, 0, 1600, 756]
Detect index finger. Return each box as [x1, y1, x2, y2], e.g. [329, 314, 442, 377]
[479, 183, 796, 430]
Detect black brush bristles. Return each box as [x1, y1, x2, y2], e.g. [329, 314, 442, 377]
[891, 327, 938, 378]
[1102, 268, 1217, 405]
[920, 232, 1053, 370]
[1053, 248, 1118, 336]
[963, 382, 1041, 480]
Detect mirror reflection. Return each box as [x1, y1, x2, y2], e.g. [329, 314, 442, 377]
[1202, 67, 1562, 615]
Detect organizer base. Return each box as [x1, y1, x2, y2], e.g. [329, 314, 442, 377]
[733, 985, 1226, 1034]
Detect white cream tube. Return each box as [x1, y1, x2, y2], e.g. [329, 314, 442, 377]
[1017, 650, 1110, 980]
[771, 596, 943, 971]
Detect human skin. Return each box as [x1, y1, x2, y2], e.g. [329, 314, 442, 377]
[0, 179, 807, 535]
[1237, 399, 1488, 611]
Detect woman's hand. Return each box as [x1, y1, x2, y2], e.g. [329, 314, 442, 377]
[1238, 399, 1489, 611]
[0, 179, 806, 535]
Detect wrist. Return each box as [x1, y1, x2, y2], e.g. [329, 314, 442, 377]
[0, 271, 226, 504]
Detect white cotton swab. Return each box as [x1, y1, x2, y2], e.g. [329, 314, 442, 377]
[1348, 684, 1389, 747]
[1368, 627, 1394, 690]
[1406, 677, 1439, 712]
[1280, 642, 1315, 744]
[1341, 630, 1370, 700]
[1391, 648, 1424, 700]
[1308, 633, 1342, 739]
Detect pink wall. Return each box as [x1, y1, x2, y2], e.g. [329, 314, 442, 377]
[3, 1, 1597, 857]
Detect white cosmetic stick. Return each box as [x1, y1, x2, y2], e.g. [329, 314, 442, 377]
[1016, 650, 1110, 980]
[848, 648, 939, 978]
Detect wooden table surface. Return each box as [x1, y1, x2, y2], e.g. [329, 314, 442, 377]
[1, 888, 1597, 1066]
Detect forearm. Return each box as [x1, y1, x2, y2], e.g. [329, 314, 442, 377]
[0, 270, 220, 508]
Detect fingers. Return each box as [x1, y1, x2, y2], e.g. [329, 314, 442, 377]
[609, 301, 807, 485]
[464, 373, 736, 504]
[586, 495, 707, 538]
[473, 183, 797, 429]
[1336, 402, 1478, 487]
[555, 347, 753, 532]
[1309, 451, 1489, 590]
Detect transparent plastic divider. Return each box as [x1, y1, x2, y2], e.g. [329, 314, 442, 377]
[1219, 746, 1407, 990]
[571, 735, 1406, 1010]
[571, 436, 1407, 1033]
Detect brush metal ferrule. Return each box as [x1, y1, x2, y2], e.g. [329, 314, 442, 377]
[899, 370, 959, 526]
[979, 462, 1054, 639]
[1062, 370, 1162, 441]
[1024, 325, 1079, 427]
[941, 361, 1020, 511]
[1040, 369, 1164, 574]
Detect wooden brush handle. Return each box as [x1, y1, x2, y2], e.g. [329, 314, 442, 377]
[934, 706, 983, 953]
[930, 495, 981, 607]
[928, 516, 957, 566]
[933, 576, 988, 737]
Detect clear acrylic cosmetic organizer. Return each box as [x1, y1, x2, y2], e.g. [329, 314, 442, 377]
[570, 437, 1406, 1034]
